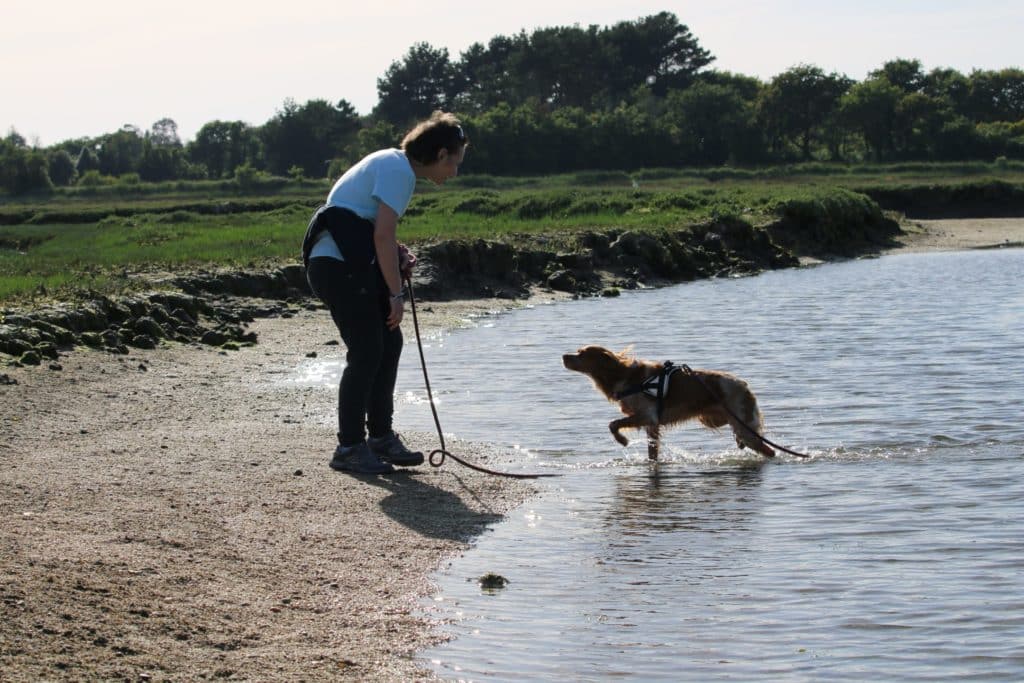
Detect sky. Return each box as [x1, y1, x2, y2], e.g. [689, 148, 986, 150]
[4, 0, 1021, 147]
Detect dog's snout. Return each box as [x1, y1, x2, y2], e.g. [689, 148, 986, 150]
[562, 353, 579, 370]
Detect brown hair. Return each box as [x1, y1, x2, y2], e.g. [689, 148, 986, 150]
[401, 111, 469, 165]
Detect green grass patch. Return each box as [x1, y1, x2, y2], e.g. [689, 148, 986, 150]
[0, 205, 310, 301]
[3, 161, 1022, 304]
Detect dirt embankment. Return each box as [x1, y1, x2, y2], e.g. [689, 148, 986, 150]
[1, 205, 901, 365]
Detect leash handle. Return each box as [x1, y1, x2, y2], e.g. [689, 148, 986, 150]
[404, 276, 558, 479]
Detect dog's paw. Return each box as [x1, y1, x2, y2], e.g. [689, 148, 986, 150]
[612, 431, 629, 447]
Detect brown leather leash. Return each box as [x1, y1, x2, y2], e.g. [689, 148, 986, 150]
[404, 277, 559, 479]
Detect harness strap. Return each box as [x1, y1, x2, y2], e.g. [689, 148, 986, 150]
[613, 361, 682, 418]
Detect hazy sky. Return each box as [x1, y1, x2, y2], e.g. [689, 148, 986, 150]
[4, 0, 1021, 146]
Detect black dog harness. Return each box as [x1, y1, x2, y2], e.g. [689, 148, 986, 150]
[612, 361, 683, 418]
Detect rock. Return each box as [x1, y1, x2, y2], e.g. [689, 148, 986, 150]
[80, 332, 104, 348]
[200, 330, 227, 346]
[0, 373, 18, 385]
[32, 319, 76, 345]
[546, 269, 578, 293]
[35, 342, 59, 360]
[134, 316, 167, 339]
[1, 337, 33, 356]
[170, 308, 196, 325]
[147, 304, 173, 325]
[130, 335, 157, 350]
[557, 252, 593, 270]
[478, 573, 509, 590]
[102, 330, 121, 347]
[2, 325, 43, 347]
[19, 350, 41, 366]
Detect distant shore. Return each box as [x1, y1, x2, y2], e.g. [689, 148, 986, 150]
[888, 216, 1024, 253]
[1, 217, 1021, 681]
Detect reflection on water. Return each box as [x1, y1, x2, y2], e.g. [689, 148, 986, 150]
[299, 249, 1024, 680]
[606, 466, 766, 536]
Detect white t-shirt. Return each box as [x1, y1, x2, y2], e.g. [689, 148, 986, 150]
[326, 148, 416, 219]
[313, 149, 416, 262]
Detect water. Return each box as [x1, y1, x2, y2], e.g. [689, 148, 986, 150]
[306, 249, 1024, 680]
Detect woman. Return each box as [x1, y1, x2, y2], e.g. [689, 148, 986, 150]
[303, 111, 468, 474]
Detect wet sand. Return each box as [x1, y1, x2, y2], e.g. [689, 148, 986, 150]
[1, 217, 1020, 681]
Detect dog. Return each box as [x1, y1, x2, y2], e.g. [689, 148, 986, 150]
[562, 345, 775, 460]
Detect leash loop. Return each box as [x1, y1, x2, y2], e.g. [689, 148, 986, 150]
[405, 276, 559, 479]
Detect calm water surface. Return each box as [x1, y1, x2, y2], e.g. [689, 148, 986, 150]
[310, 249, 1024, 680]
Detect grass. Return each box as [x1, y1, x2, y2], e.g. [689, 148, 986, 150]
[2, 161, 1022, 303]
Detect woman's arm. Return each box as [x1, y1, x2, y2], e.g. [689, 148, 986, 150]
[373, 202, 405, 329]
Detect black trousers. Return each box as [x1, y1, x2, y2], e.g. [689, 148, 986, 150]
[306, 257, 403, 446]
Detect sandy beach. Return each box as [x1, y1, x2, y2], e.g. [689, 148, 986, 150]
[1, 217, 1021, 681]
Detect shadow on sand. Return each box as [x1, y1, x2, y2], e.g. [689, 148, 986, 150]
[355, 470, 507, 542]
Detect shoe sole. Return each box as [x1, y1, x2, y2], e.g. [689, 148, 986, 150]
[329, 459, 394, 475]
[383, 455, 424, 467]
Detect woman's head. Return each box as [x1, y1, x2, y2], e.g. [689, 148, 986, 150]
[402, 111, 469, 184]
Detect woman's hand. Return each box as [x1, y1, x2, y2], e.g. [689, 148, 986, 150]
[386, 294, 405, 330]
[398, 243, 417, 279]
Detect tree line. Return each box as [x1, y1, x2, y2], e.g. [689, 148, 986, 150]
[3, 11, 1023, 194]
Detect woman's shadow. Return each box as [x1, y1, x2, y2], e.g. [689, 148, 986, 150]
[356, 470, 507, 542]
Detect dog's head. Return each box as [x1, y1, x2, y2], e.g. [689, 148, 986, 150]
[562, 346, 633, 389]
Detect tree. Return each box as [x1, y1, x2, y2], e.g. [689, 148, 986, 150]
[452, 33, 532, 113]
[518, 25, 607, 107]
[757, 65, 852, 159]
[664, 81, 759, 164]
[375, 43, 457, 126]
[96, 125, 145, 176]
[349, 119, 398, 161]
[838, 78, 902, 159]
[923, 67, 971, 115]
[0, 136, 53, 194]
[893, 92, 952, 158]
[47, 149, 77, 186]
[600, 12, 714, 97]
[149, 118, 182, 147]
[870, 58, 925, 93]
[76, 145, 101, 175]
[188, 120, 261, 179]
[138, 142, 186, 181]
[260, 98, 361, 176]
[964, 68, 1024, 123]
[449, 13, 713, 112]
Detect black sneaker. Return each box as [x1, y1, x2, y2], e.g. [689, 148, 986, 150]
[329, 442, 394, 475]
[367, 432, 424, 467]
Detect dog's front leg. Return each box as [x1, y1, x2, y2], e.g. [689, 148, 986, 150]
[646, 424, 660, 460]
[609, 415, 648, 448]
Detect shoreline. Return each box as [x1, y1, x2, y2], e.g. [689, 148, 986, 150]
[884, 216, 1024, 254]
[1, 217, 1022, 680]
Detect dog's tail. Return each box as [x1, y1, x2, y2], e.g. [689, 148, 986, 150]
[724, 380, 776, 457]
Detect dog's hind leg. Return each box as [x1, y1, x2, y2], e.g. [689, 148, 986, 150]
[646, 424, 660, 461]
[726, 391, 775, 457]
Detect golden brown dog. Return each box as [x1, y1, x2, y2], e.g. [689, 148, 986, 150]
[562, 345, 775, 460]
